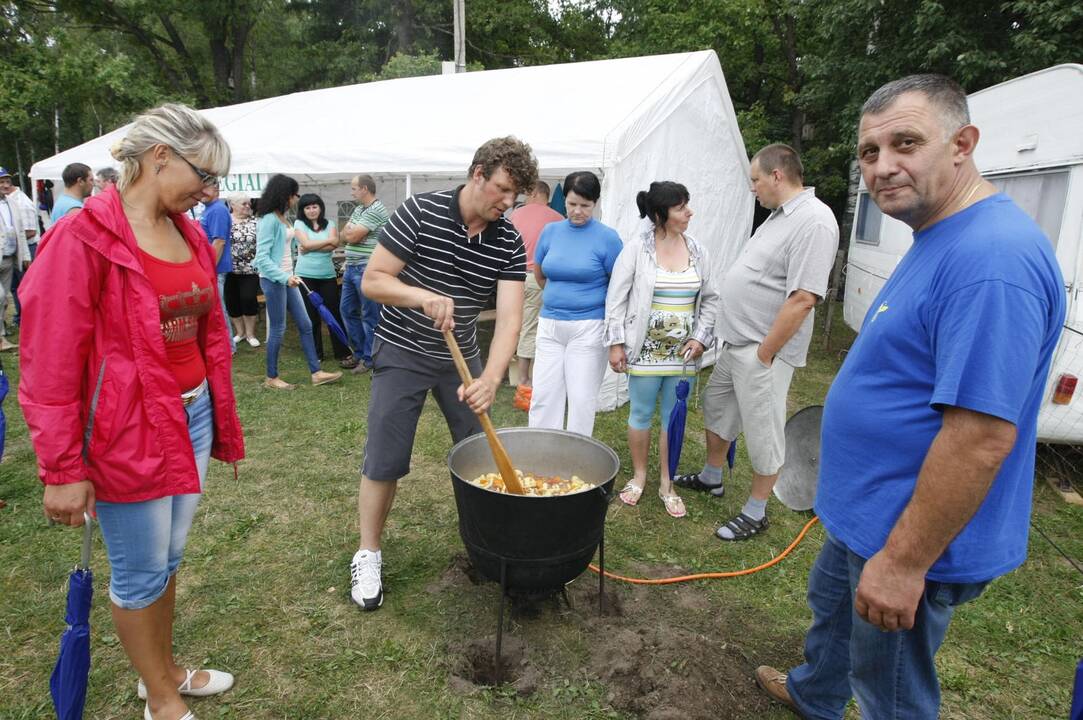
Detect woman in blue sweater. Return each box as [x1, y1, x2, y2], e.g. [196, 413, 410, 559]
[254, 174, 341, 389]
[528, 171, 623, 436]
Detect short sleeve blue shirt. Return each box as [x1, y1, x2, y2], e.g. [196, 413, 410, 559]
[200, 200, 232, 274]
[816, 195, 1065, 583]
[535, 218, 623, 321]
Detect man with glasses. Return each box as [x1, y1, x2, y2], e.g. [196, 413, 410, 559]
[0, 167, 30, 351]
[1, 168, 39, 331]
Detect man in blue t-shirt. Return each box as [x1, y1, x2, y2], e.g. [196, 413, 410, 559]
[755, 75, 1066, 719]
[199, 185, 234, 353]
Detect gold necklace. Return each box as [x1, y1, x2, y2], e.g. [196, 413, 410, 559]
[958, 181, 984, 211]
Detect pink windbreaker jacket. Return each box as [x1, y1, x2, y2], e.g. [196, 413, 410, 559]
[18, 187, 245, 503]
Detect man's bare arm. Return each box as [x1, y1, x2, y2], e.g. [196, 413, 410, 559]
[362, 243, 454, 330]
[342, 223, 371, 245]
[758, 289, 818, 364]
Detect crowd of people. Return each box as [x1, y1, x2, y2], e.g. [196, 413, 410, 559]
[8, 71, 1067, 720]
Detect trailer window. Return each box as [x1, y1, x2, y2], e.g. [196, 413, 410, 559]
[988, 170, 1069, 250]
[855, 192, 883, 246]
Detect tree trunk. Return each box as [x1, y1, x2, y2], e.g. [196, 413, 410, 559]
[157, 13, 211, 105]
[768, 1, 804, 152]
[207, 22, 232, 100]
[230, 19, 254, 102]
[394, 0, 415, 54]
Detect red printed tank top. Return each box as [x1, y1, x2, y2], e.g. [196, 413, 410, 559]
[140, 248, 214, 391]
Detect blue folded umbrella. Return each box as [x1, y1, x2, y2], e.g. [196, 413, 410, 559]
[1071, 657, 1083, 720]
[298, 281, 354, 354]
[0, 356, 8, 460]
[51, 516, 94, 720]
[727, 435, 737, 478]
[666, 355, 697, 479]
[666, 378, 690, 479]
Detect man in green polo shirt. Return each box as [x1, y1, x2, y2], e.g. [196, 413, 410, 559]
[340, 174, 390, 371]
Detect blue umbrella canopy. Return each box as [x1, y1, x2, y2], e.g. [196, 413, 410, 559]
[51, 517, 94, 720]
[298, 281, 353, 353]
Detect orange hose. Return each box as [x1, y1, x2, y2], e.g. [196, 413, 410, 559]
[588, 516, 820, 585]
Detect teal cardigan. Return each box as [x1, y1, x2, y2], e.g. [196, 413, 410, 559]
[254, 212, 293, 284]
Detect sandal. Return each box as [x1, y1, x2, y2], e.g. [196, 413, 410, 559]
[673, 472, 723, 495]
[619, 482, 644, 506]
[715, 512, 769, 541]
[659, 492, 687, 519]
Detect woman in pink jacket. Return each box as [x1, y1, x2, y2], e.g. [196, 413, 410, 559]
[19, 104, 245, 720]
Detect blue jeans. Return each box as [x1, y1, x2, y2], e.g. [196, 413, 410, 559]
[787, 532, 988, 719]
[11, 241, 37, 326]
[340, 263, 380, 364]
[96, 386, 213, 610]
[217, 273, 234, 352]
[260, 278, 320, 378]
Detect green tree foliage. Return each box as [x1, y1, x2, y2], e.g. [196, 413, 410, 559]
[1, 0, 1080, 217]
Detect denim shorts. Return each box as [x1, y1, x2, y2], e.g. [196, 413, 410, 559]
[95, 384, 214, 610]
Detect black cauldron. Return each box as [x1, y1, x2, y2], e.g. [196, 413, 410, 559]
[447, 427, 620, 593]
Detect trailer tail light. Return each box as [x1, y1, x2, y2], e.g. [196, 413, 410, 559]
[1052, 374, 1077, 405]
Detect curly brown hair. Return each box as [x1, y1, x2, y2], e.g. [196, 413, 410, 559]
[468, 136, 539, 194]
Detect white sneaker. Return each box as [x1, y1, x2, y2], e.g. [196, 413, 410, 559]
[350, 549, 383, 610]
[246, 337, 261, 348]
[232, 333, 244, 343]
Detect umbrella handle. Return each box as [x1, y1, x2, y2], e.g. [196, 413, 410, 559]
[79, 513, 93, 570]
[296, 278, 311, 295]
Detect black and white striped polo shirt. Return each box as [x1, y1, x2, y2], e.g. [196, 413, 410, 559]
[375, 186, 526, 360]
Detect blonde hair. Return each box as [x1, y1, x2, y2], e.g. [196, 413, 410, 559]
[110, 103, 231, 192]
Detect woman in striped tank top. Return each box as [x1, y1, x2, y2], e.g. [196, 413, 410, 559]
[604, 182, 720, 518]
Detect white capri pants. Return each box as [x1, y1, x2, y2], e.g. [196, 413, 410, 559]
[528, 317, 607, 436]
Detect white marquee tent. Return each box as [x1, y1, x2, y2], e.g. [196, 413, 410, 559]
[31, 49, 754, 410]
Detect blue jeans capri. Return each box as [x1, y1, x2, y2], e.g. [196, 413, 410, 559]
[95, 386, 214, 610]
[627, 374, 695, 430]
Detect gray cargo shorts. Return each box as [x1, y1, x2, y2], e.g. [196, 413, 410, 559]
[702, 342, 795, 476]
[361, 339, 483, 482]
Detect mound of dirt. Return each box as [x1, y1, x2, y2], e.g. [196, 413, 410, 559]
[588, 624, 776, 719]
[425, 552, 482, 594]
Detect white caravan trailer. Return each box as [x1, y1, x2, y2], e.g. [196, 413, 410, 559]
[843, 64, 1083, 443]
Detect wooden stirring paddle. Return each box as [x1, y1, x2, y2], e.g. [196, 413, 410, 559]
[443, 330, 525, 495]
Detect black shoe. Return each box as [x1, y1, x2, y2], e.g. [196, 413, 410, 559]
[715, 512, 769, 541]
[673, 472, 723, 495]
[339, 356, 360, 369]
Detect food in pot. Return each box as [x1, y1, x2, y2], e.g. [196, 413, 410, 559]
[472, 469, 594, 496]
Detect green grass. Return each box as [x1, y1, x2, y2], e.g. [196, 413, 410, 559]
[0, 318, 1081, 719]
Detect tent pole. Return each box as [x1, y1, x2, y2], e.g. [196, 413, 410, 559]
[406, 173, 412, 198]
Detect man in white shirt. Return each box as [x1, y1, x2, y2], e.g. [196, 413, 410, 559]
[1, 168, 40, 331]
[0, 167, 31, 350]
